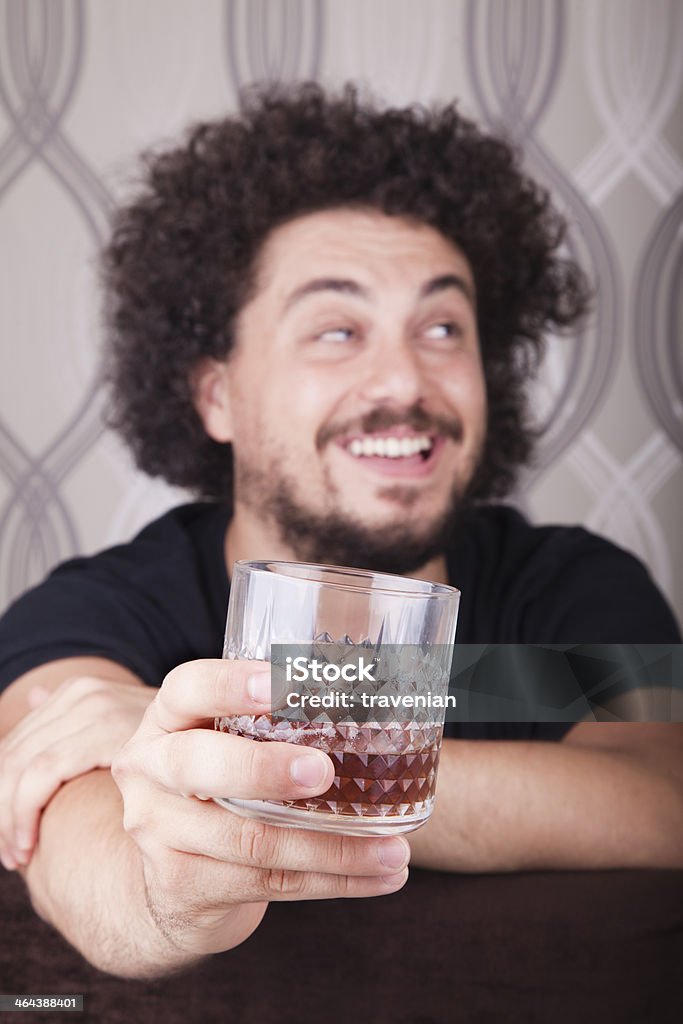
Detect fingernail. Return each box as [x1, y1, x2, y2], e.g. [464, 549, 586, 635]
[1, 851, 17, 871]
[377, 838, 409, 870]
[13, 848, 29, 866]
[15, 830, 32, 851]
[247, 668, 271, 704]
[289, 754, 328, 789]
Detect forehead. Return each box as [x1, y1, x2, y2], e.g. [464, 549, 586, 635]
[252, 208, 474, 297]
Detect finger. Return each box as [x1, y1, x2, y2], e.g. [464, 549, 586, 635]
[144, 843, 409, 907]
[131, 791, 411, 877]
[0, 850, 18, 872]
[1, 677, 119, 759]
[125, 728, 335, 802]
[250, 863, 409, 902]
[9, 725, 112, 861]
[0, 677, 150, 866]
[147, 660, 272, 735]
[4, 704, 142, 863]
[0, 716, 82, 861]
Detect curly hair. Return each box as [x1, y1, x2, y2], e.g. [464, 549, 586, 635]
[103, 81, 590, 502]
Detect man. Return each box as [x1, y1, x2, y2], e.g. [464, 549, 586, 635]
[0, 83, 681, 979]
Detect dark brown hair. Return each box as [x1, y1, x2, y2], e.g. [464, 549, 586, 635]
[103, 82, 589, 501]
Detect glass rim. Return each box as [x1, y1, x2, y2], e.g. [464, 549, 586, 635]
[231, 559, 460, 601]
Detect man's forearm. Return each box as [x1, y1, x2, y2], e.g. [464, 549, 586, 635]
[409, 737, 683, 873]
[22, 769, 205, 978]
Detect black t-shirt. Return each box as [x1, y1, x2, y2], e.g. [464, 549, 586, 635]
[0, 503, 679, 743]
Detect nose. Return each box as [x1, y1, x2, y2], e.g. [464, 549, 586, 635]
[358, 333, 426, 408]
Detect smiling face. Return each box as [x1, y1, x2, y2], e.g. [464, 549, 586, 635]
[197, 208, 487, 574]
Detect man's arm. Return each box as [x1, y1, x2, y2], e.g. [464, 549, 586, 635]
[23, 769, 227, 977]
[0, 656, 147, 734]
[0, 658, 197, 975]
[408, 725, 683, 872]
[1, 658, 409, 978]
[0, 658, 154, 869]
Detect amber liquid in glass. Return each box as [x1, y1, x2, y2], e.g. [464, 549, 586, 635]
[217, 718, 442, 820]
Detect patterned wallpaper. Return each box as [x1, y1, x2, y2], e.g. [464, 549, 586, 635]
[1, 0, 681, 624]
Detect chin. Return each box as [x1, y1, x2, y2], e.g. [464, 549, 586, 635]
[263, 470, 469, 572]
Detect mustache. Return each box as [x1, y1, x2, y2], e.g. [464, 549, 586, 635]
[317, 405, 464, 451]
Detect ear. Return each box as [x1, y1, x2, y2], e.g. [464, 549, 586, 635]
[192, 357, 234, 442]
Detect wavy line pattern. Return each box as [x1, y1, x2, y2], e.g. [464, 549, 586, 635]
[0, 0, 116, 602]
[0, 1, 681, 620]
[465, 0, 621, 476]
[576, 0, 683, 206]
[634, 192, 683, 452]
[568, 431, 677, 593]
[326, 0, 447, 105]
[225, 0, 323, 93]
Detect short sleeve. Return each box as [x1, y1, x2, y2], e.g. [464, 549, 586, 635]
[522, 528, 681, 644]
[0, 505, 228, 692]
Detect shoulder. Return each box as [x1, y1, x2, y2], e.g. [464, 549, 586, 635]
[0, 503, 231, 690]
[54, 502, 230, 579]
[450, 505, 681, 643]
[37, 499, 231, 631]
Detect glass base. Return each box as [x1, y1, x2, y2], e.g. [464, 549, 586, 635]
[214, 796, 431, 836]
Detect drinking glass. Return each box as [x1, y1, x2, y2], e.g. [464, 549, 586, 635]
[214, 560, 459, 835]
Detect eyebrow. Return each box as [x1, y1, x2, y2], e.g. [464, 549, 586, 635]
[283, 278, 367, 311]
[283, 272, 475, 313]
[420, 273, 474, 305]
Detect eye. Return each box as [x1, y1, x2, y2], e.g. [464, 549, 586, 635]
[424, 322, 463, 340]
[315, 326, 355, 343]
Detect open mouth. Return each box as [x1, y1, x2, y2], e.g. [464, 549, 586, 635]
[347, 433, 434, 460]
[337, 431, 444, 477]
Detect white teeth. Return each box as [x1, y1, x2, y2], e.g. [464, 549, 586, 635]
[346, 435, 434, 459]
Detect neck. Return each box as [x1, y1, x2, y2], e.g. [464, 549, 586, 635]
[225, 505, 300, 570]
[224, 504, 450, 586]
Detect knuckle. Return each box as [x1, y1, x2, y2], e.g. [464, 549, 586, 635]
[336, 833, 363, 873]
[159, 658, 234, 724]
[60, 675, 103, 699]
[82, 689, 116, 716]
[238, 819, 278, 867]
[239, 739, 261, 785]
[120, 801, 143, 837]
[31, 748, 58, 775]
[330, 872, 355, 897]
[208, 660, 230, 707]
[160, 731, 187, 789]
[111, 742, 137, 786]
[161, 661, 207, 708]
[239, 739, 273, 792]
[119, 785, 151, 839]
[264, 867, 306, 898]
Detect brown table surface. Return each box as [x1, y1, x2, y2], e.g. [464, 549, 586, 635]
[2, 863, 682, 1023]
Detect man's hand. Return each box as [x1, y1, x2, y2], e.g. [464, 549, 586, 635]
[0, 676, 154, 871]
[111, 658, 410, 960]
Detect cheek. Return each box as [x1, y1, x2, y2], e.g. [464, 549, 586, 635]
[231, 377, 320, 461]
[442, 360, 487, 428]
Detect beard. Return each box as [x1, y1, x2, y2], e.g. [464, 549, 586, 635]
[262, 475, 473, 574]
[232, 404, 483, 575]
